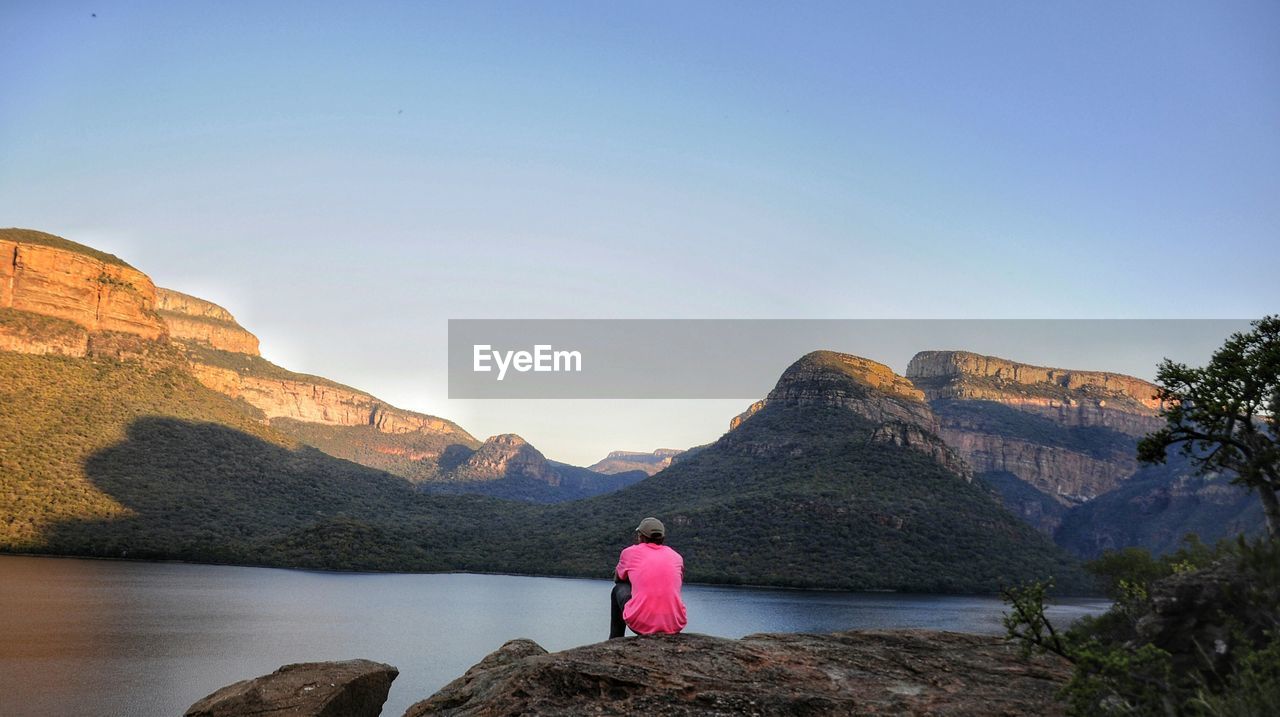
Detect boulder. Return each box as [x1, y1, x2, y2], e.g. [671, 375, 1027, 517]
[405, 630, 1069, 716]
[185, 659, 398, 717]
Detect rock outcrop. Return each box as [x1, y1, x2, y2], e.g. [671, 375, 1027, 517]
[588, 448, 685, 476]
[179, 350, 474, 439]
[734, 351, 971, 480]
[450, 433, 557, 483]
[0, 229, 167, 343]
[156, 287, 261, 355]
[907, 350, 1164, 433]
[405, 631, 1070, 716]
[0, 308, 90, 357]
[185, 659, 397, 717]
[905, 350, 1167, 507]
[1135, 555, 1279, 680]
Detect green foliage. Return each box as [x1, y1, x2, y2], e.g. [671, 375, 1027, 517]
[269, 418, 478, 483]
[1004, 539, 1280, 716]
[95, 272, 137, 291]
[520, 403, 1094, 593]
[0, 308, 88, 341]
[0, 351, 1092, 593]
[1191, 638, 1280, 717]
[1139, 316, 1280, 537]
[179, 342, 364, 392]
[1002, 579, 1070, 659]
[1062, 641, 1176, 717]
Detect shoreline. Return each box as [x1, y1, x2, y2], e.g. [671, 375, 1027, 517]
[0, 549, 1110, 599]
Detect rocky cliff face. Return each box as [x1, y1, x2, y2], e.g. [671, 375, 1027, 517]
[905, 350, 1167, 507]
[588, 448, 684, 476]
[734, 351, 971, 479]
[0, 229, 479, 465]
[939, 424, 1136, 505]
[405, 631, 1070, 716]
[0, 229, 167, 343]
[187, 357, 472, 439]
[450, 434, 556, 483]
[156, 288, 261, 355]
[0, 308, 90, 357]
[908, 350, 1164, 434]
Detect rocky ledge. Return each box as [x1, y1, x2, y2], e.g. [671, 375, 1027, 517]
[193, 630, 1069, 716]
[185, 659, 398, 717]
[408, 630, 1068, 716]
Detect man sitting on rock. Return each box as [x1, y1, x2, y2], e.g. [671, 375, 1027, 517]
[610, 517, 688, 639]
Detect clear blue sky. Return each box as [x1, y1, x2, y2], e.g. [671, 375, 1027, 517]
[2, 1, 1277, 463]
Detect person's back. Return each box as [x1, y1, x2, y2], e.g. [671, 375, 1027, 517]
[610, 517, 687, 638]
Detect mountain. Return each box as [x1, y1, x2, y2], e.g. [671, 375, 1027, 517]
[422, 433, 648, 502]
[904, 350, 1263, 555]
[0, 228, 1257, 582]
[588, 448, 685, 476]
[0, 228, 622, 504]
[487, 351, 1092, 593]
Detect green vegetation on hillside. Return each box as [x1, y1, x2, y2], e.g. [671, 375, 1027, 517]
[423, 461, 648, 503]
[154, 308, 246, 332]
[1005, 538, 1280, 715]
[0, 307, 88, 342]
[0, 228, 135, 268]
[0, 351, 519, 568]
[503, 404, 1093, 593]
[178, 342, 363, 391]
[269, 418, 479, 483]
[0, 351, 1089, 592]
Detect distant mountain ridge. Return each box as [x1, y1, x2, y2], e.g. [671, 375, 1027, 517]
[730, 351, 971, 479]
[514, 350, 1091, 592]
[903, 350, 1262, 554]
[0, 227, 1265, 580]
[588, 448, 685, 476]
[0, 228, 619, 501]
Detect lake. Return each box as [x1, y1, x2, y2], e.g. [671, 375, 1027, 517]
[0, 555, 1109, 716]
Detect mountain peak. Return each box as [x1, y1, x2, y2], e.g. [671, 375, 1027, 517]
[906, 350, 1162, 413]
[779, 351, 926, 403]
[730, 350, 970, 480]
[155, 287, 260, 356]
[0, 227, 135, 269]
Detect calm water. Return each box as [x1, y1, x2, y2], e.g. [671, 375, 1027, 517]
[0, 555, 1109, 717]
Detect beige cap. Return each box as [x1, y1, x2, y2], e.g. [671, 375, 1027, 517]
[635, 517, 665, 538]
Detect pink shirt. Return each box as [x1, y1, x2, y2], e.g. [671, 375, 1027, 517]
[615, 543, 688, 635]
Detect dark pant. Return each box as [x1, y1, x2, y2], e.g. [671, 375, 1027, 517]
[609, 581, 632, 639]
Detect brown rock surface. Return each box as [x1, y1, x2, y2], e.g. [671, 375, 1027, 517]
[451, 433, 556, 483]
[404, 630, 1069, 716]
[906, 350, 1167, 508]
[156, 287, 261, 355]
[588, 449, 685, 476]
[0, 307, 90, 357]
[186, 359, 473, 439]
[940, 428, 1134, 504]
[733, 351, 971, 480]
[0, 229, 166, 341]
[185, 659, 398, 717]
[907, 350, 1164, 428]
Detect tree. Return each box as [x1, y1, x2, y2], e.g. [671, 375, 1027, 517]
[1138, 316, 1280, 538]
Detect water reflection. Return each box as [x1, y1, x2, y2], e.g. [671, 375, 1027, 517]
[0, 555, 1108, 717]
